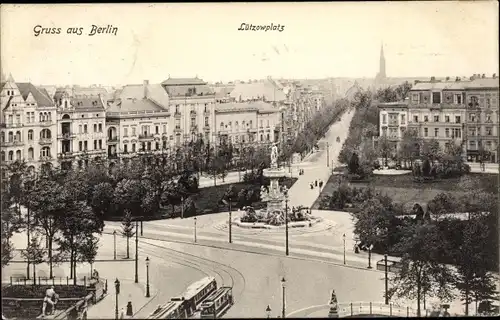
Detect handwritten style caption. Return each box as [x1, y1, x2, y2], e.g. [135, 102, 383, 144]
[33, 25, 118, 37]
[238, 23, 285, 32]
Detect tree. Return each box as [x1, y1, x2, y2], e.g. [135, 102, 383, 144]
[348, 152, 360, 174]
[28, 178, 66, 279]
[421, 139, 441, 162]
[360, 142, 378, 164]
[453, 217, 498, 315]
[56, 201, 101, 283]
[182, 197, 197, 218]
[5, 159, 28, 219]
[21, 236, 45, 285]
[422, 159, 431, 177]
[377, 135, 392, 166]
[121, 210, 135, 259]
[398, 130, 420, 168]
[391, 223, 455, 317]
[114, 179, 146, 217]
[77, 235, 100, 279]
[395, 81, 412, 101]
[375, 87, 398, 103]
[90, 182, 116, 221]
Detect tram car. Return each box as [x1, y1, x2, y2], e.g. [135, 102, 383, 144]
[200, 287, 234, 319]
[148, 277, 217, 319]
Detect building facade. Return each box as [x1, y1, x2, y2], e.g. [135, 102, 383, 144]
[376, 102, 408, 156]
[54, 89, 107, 170]
[1, 75, 58, 175]
[464, 76, 499, 163]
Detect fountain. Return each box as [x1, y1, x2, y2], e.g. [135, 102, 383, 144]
[235, 143, 322, 228]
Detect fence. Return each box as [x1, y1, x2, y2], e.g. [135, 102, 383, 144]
[5, 276, 98, 287]
[337, 302, 420, 317]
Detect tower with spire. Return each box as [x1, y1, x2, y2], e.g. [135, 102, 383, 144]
[375, 42, 387, 87]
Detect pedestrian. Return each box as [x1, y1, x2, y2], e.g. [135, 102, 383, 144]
[309, 183, 313, 189]
[119, 307, 125, 319]
[319, 180, 323, 189]
[315, 180, 318, 187]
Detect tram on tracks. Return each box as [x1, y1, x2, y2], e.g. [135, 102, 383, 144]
[200, 287, 234, 319]
[148, 276, 218, 319]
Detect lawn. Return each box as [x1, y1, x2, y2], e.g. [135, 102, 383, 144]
[312, 172, 498, 210]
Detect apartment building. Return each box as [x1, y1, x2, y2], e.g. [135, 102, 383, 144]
[407, 80, 467, 155]
[464, 75, 499, 163]
[105, 80, 171, 164]
[161, 77, 216, 145]
[1, 75, 58, 174]
[54, 89, 107, 170]
[376, 102, 408, 156]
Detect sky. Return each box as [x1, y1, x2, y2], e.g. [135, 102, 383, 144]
[1, 2, 498, 86]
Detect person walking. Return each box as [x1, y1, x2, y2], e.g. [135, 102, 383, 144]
[310, 182, 314, 189]
[319, 180, 323, 189]
[315, 180, 318, 187]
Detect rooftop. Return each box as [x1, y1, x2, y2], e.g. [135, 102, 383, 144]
[106, 98, 165, 113]
[16, 83, 54, 107]
[161, 77, 208, 86]
[215, 101, 279, 114]
[230, 80, 286, 102]
[72, 95, 105, 110]
[182, 277, 215, 301]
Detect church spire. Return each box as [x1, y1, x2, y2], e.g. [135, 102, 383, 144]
[379, 42, 386, 79]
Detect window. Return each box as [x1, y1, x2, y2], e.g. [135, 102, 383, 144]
[455, 94, 462, 104]
[141, 142, 146, 151]
[469, 140, 475, 148]
[28, 148, 34, 160]
[99, 123, 102, 132]
[163, 141, 167, 149]
[0, 132, 3, 142]
[79, 141, 83, 151]
[486, 114, 491, 122]
[486, 127, 492, 136]
[411, 93, 419, 103]
[204, 103, 208, 112]
[455, 116, 461, 124]
[445, 128, 450, 137]
[424, 115, 429, 122]
[99, 140, 102, 149]
[147, 142, 151, 150]
[176, 119, 181, 129]
[15, 131, 21, 141]
[424, 128, 428, 137]
[267, 120, 270, 127]
[382, 114, 387, 124]
[94, 124, 97, 132]
[8, 132, 13, 142]
[124, 128, 128, 137]
[84, 125, 88, 133]
[8, 151, 13, 161]
[84, 141, 88, 150]
[220, 122, 224, 129]
[469, 96, 479, 106]
[486, 97, 491, 108]
[191, 118, 196, 127]
[445, 115, 450, 123]
[124, 144, 128, 153]
[469, 113, 476, 122]
[469, 128, 476, 136]
[486, 141, 492, 148]
[30, 113, 35, 123]
[454, 128, 461, 138]
[413, 115, 418, 123]
[40, 147, 50, 157]
[434, 115, 439, 122]
[79, 125, 82, 133]
[132, 143, 136, 152]
[432, 92, 441, 104]
[401, 114, 406, 125]
[94, 140, 98, 150]
[132, 127, 136, 136]
[205, 117, 209, 126]
[28, 130, 33, 141]
[260, 134, 263, 141]
[175, 105, 180, 113]
[249, 120, 253, 128]
[155, 126, 159, 134]
[260, 120, 263, 128]
[155, 142, 159, 150]
[434, 128, 439, 137]
[163, 125, 167, 133]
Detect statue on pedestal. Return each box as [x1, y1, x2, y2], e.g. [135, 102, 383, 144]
[270, 143, 278, 169]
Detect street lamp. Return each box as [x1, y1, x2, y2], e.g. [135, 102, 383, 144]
[281, 277, 286, 318]
[266, 305, 272, 318]
[135, 221, 139, 283]
[194, 217, 197, 243]
[113, 230, 117, 260]
[367, 244, 373, 269]
[114, 278, 120, 320]
[342, 233, 346, 265]
[145, 256, 150, 298]
[283, 187, 289, 256]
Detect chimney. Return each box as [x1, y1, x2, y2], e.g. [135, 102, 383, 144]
[445, 76, 450, 81]
[430, 76, 436, 82]
[455, 77, 461, 82]
[143, 80, 149, 99]
[493, 73, 497, 79]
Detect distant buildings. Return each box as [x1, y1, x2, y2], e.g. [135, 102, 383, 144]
[376, 75, 499, 163]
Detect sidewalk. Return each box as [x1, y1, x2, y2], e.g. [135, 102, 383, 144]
[466, 162, 499, 174]
[86, 279, 156, 319]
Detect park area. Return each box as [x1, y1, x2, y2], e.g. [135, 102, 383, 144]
[312, 171, 498, 211]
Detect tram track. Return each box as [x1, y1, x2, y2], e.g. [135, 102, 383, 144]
[139, 239, 246, 299]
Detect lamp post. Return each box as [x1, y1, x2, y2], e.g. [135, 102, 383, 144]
[134, 221, 138, 283]
[342, 233, 346, 265]
[367, 244, 373, 269]
[384, 254, 389, 305]
[145, 257, 150, 298]
[228, 197, 232, 244]
[181, 196, 185, 219]
[194, 217, 197, 243]
[113, 230, 117, 260]
[114, 278, 120, 320]
[266, 305, 272, 318]
[283, 187, 289, 256]
[281, 277, 286, 318]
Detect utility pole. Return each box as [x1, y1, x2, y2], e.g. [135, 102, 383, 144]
[134, 221, 138, 283]
[229, 199, 232, 244]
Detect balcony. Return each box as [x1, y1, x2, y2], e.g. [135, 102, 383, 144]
[107, 136, 119, 144]
[2, 123, 23, 128]
[388, 120, 399, 127]
[58, 152, 74, 159]
[57, 133, 76, 140]
[1, 140, 24, 147]
[138, 134, 154, 141]
[38, 138, 53, 145]
[39, 155, 53, 162]
[39, 121, 53, 127]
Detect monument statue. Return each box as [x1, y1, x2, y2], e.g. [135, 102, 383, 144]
[270, 143, 278, 169]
